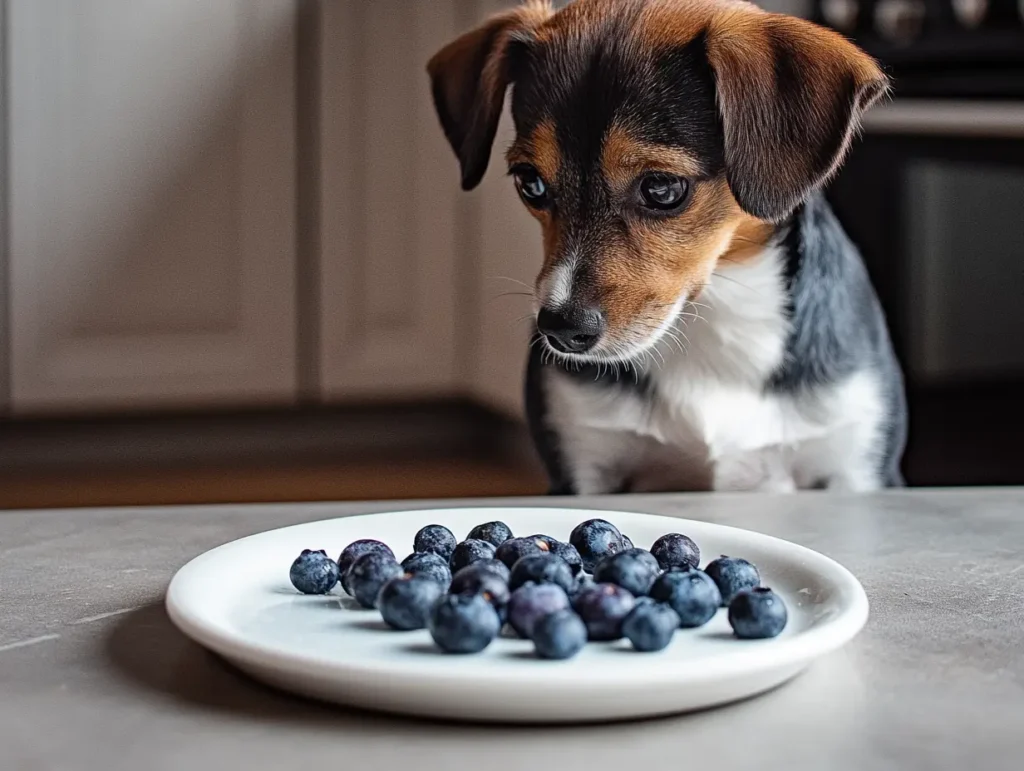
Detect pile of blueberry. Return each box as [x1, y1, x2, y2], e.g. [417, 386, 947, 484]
[288, 518, 788, 658]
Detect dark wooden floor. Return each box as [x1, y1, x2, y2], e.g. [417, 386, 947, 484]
[0, 456, 546, 510]
[0, 401, 547, 510]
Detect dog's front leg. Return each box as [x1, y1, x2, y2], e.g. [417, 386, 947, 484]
[712, 448, 797, 493]
[563, 462, 631, 496]
[823, 468, 881, 493]
[531, 435, 630, 496]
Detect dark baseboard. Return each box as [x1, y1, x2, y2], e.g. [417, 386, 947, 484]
[0, 399, 537, 474]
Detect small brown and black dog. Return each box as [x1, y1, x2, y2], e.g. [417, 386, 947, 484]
[428, 0, 907, 495]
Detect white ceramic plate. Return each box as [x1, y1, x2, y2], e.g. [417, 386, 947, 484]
[166, 506, 868, 723]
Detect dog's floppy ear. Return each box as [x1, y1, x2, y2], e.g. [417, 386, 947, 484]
[427, 1, 551, 190]
[706, 9, 888, 222]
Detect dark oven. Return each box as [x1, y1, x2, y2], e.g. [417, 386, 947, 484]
[813, 0, 1024, 484]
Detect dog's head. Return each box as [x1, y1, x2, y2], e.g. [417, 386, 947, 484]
[428, 0, 887, 362]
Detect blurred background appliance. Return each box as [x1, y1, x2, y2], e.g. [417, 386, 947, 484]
[815, 0, 1024, 485]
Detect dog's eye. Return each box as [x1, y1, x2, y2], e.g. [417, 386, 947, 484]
[512, 165, 549, 208]
[638, 173, 689, 211]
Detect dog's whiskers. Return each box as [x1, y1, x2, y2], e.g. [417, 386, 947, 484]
[492, 276, 535, 292]
[508, 313, 537, 331]
[710, 271, 762, 295]
[494, 290, 536, 301]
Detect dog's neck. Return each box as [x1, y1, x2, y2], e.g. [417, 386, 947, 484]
[642, 245, 791, 388]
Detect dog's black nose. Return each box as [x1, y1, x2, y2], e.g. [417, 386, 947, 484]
[537, 307, 605, 354]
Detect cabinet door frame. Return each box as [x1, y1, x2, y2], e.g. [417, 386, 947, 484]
[316, 0, 460, 400]
[0, 0, 9, 414]
[7, 0, 299, 415]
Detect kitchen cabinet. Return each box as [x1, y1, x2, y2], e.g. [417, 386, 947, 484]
[316, 0, 540, 411]
[0, 0, 544, 421]
[7, 0, 298, 414]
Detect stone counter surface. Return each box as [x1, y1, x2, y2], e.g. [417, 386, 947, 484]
[1, 490, 1022, 770]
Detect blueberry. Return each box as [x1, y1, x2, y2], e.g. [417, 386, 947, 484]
[527, 534, 559, 549]
[466, 521, 513, 547]
[532, 610, 588, 660]
[622, 601, 680, 652]
[569, 519, 624, 572]
[728, 587, 788, 639]
[621, 534, 634, 550]
[704, 556, 761, 605]
[428, 593, 501, 653]
[507, 583, 571, 639]
[377, 575, 444, 630]
[649, 566, 721, 627]
[508, 553, 575, 594]
[289, 549, 340, 595]
[572, 582, 636, 641]
[448, 539, 497, 574]
[571, 572, 596, 598]
[449, 563, 511, 613]
[347, 551, 403, 609]
[400, 552, 452, 589]
[549, 540, 583, 575]
[592, 548, 661, 596]
[413, 524, 457, 561]
[494, 536, 551, 570]
[338, 540, 395, 596]
[473, 558, 512, 583]
[650, 533, 700, 571]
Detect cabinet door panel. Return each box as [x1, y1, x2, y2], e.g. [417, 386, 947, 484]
[9, 0, 298, 414]
[317, 0, 459, 399]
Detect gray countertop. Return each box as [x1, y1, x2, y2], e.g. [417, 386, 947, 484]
[1, 490, 1022, 770]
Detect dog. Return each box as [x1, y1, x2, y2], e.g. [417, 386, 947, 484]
[427, 0, 907, 495]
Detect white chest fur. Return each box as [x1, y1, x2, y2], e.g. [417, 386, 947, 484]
[544, 249, 887, 493]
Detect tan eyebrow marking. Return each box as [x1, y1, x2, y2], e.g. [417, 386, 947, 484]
[506, 119, 560, 183]
[601, 124, 706, 190]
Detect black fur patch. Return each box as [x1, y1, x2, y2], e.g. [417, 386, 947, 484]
[525, 339, 652, 496]
[511, 25, 724, 183]
[770, 193, 887, 390]
[524, 343, 574, 495]
[769, 193, 907, 484]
